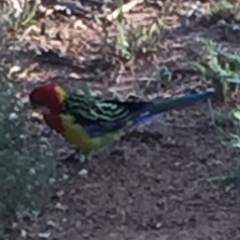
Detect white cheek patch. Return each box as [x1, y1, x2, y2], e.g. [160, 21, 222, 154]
[38, 106, 51, 114]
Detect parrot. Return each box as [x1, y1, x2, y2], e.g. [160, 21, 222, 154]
[29, 83, 214, 160]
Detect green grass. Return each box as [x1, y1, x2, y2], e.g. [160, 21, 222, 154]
[97, 4, 165, 61]
[114, 17, 164, 60]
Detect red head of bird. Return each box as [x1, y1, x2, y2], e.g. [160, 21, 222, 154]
[29, 83, 66, 114]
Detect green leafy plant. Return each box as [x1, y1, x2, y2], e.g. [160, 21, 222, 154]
[210, 0, 240, 22]
[217, 108, 240, 191]
[189, 39, 240, 191]
[96, 2, 165, 61]
[0, 80, 56, 237]
[220, 109, 240, 147]
[0, 13, 56, 236]
[190, 40, 240, 102]
[115, 17, 164, 60]
[4, 0, 39, 30]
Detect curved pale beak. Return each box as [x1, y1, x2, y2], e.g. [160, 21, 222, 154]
[30, 104, 50, 115]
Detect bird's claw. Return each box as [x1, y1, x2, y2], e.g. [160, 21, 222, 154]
[58, 149, 88, 165]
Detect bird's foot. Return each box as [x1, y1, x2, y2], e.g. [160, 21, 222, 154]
[58, 149, 88, 166]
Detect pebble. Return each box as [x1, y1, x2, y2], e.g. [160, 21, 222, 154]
[78, 169, 88, 177]
[38, 232, 51, 239]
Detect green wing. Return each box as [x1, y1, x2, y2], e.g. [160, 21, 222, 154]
[63, 91, 143, 136]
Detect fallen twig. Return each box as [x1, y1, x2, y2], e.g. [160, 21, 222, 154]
[106, 0, 144, 22]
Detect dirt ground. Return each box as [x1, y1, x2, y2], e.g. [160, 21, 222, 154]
[6, 1, 240, 239]
[16, 108, 240, 240]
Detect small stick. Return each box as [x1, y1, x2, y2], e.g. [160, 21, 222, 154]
[106, 0, 144, 22]
[207, 99, 215, 125]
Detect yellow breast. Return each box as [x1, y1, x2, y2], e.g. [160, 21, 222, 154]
[60, 114, 126, 155]
[60, 114, 94, 154]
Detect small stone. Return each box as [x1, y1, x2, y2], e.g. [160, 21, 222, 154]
[46, 220, 57, 228]
[9, 112, 18, 120]
[63, 174, 69, 180]
[75, 221, 81, 228]
[21, 229, 27, 238]
[12, 222, 18, 228]
[174, 162, 181, 167]
[8, 65, 21, 76]
[79, 155, 86, 163]
[29, 168, 36, 175]
[49, 178, 56, 184]
[68, 72, 80, 78]
[55, 203, 68, 211]
[31, 112, 42, 118]
[155, 222, 162, 229]
[56, 190, 65, 197]
[78, 169, 88, 177]
[38, 232, 51, 239]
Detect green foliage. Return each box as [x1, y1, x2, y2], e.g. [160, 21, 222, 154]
[210, 0, 240, 22]
[0, 17, 56, 235]
[220, 108, 240, 147]
[95, 2, 165, 60]
[210, 0, 235, 13]
[190, 40, 240, 102]
[219, 108, 240, 191]
[3, 0, 38, 30]
[190, 39, 240, 190]
[116, 17, 163, 60]
[0, 81, 56, 235]
[14, 0, 39, 29]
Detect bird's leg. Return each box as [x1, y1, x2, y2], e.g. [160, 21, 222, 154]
[59, 148, 88, 165]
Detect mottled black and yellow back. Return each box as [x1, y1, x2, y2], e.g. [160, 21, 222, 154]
[63, 89, 214, 138]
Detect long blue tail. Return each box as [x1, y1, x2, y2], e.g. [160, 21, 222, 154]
[137, 90, 214, 125]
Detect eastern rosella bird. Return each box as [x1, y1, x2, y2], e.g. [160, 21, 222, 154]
[29, 83, 214, 157]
